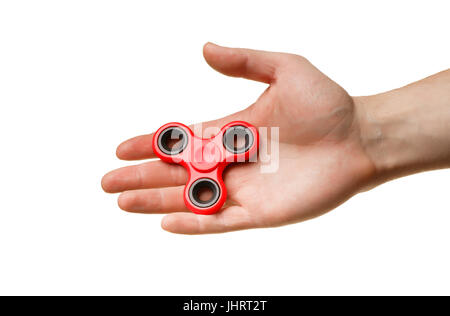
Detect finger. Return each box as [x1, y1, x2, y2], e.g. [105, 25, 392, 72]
[116, 133, 156, 160]
[118, 186, 187, 214]
[203, 42, 279, 84]
[116, 107, 254, 160]
[101, 160, 187, 193]
[117, 42, 274, 161]
[161, 206, 257, 234]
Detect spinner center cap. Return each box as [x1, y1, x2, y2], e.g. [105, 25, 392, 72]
[190, 141, 221, 172]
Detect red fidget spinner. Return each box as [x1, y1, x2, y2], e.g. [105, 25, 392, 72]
[152, 121, 259, 215]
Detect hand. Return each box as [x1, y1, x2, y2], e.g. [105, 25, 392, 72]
[102, 43, 378, 234]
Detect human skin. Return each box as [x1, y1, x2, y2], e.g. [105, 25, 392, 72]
[101, 43, 450, 234]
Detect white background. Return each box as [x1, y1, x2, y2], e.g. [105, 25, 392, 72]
[0, 0, 449, 295]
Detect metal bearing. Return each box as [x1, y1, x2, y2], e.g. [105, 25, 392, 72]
[188, 178, 221, 208]
[157, 126, 188, 155]
[222, 125, 254, 154]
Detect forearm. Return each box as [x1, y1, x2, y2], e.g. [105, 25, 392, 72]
[355, 69, 450, 183]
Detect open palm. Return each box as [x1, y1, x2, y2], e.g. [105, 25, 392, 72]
[102, 43, 376, 234]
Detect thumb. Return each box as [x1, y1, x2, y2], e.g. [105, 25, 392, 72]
[203, 42, 279, 84]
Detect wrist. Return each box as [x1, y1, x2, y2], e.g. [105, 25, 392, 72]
[354, 93, 410, 182]
[354, 73, 450, 183]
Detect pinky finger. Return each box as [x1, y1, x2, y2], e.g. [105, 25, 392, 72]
[161, 206, 255, 234]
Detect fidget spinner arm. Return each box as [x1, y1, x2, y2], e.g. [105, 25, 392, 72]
[152, 121, 259, 215]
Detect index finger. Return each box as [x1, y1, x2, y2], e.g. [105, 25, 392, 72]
[116, 133, 156, 160]
[116, 108, 251, 161]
